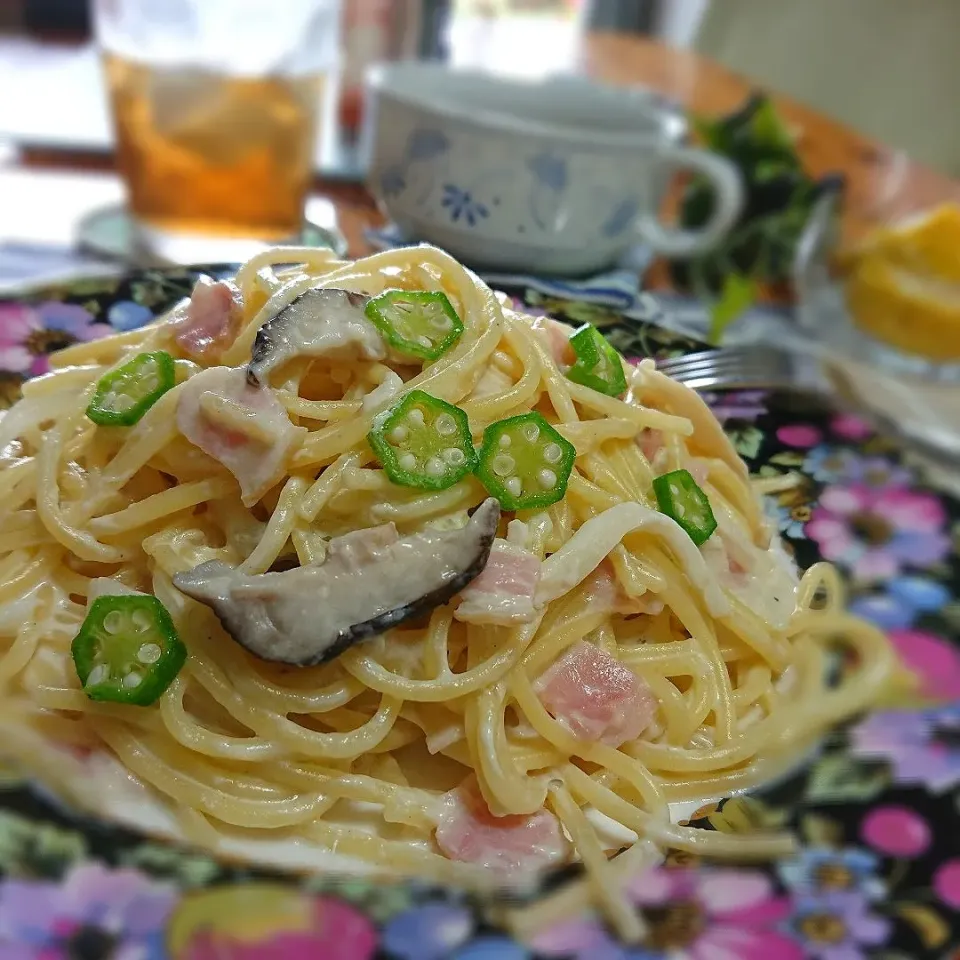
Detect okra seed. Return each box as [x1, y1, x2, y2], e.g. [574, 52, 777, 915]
[138, 642, 162, 664]
[389, 426, 409, 443]
[443, 447, 466, 465]
[102, 610, 124, 634]
[399, 453, 418, 471]
[87, 664, 109, 686]
[131, 609, 152, 632]
[676, 503, 686, 518]
[670, 484, 681, 496]
[123, 671, 142, 688]
[430, 314, 452, 331]
[425, 457, 445, 478]
[417, 336, 433, 349]
[543, 442, 563, 463]
[538, 469, 557, 489]
[499, 435, 511, 448]
[505, 477, 523, 497]
[492, 454, 515, 477]
[435, 414, 457, 436]
[109, 393, 134, 413]
[522, 422, 540, 443]
[141, 375, 160, 393]
[408, 408, 425, 426]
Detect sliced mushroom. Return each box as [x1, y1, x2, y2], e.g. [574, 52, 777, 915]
[173, 498, 501, 666]
[247, 288, 385, 386]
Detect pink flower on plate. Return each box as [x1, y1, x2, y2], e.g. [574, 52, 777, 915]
[625, 867, 803, 960]
[0, 861, 175, 959]
[806, 484, 950, 582]
[0, 301, 111, 377]
[776, 424, 823, 449]
[888, 628, 960, 701]
[933, 859, 960, 910]
[172, 888, 377, 960]
[860, 806, 931, 857]
[831, 413, 873, 441]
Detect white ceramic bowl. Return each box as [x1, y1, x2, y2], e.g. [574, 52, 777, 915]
[364, 64, 743, 275]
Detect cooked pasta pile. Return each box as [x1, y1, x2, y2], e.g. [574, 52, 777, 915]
[0, 245, 894, 936]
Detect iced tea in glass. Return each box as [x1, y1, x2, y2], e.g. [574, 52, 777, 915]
[94, 0, 340, 256]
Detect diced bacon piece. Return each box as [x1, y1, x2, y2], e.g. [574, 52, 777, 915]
[638, 428, 663, 463]
[455, 539, 540, 625]
[174, 277, 243, 360]
[531, 316, 574, 367]
[535, 641, 657, 747]
[435, 782, 567, 876]
[327, 523, 399, 572]
[582, 562, 664, 617]
[177, 366, 305, 506]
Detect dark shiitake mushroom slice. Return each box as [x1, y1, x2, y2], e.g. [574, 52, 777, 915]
[246, 288, 385, 387]
[173, 499, 501, 666]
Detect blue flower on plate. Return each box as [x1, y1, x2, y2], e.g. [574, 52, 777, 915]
[450, 936, 529, 960]
[527, 152, 568, 192]
[380, 164, 407, 199]
[773, 502, 809, 540]
[381, 902, 473, 960]
[778, 847, 884, 901]
[601, 197, 640, 238]
[441, 185, 489, 227]
[803, 447, 911, 488]
[406, 128, 451, 162]
[107, 299, 154, 332]
[851, 703, 960, 792]
[849, 576, 951, 630]
[787, 891, 890, 960]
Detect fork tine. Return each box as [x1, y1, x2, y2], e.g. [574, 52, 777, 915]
[654, 346, 797, 390]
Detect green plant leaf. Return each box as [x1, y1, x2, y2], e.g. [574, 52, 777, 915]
[692, 114, 722, 149]
[708, 273, 758, 344]
[0, 810, 87, 878]
[706, 795, 790, 834]
[728, 424, 764, 460]
[769, 451, 806, 467]
[799, 813, 844, 847]
[120, 843, 221, 886]
[751, 97, 796, 153]
[805, 753, 890, 804]
[939, 601, 960, 632]
[50, 277, 121, 298]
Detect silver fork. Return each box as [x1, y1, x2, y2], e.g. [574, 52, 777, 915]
[655, 345, 826, 392]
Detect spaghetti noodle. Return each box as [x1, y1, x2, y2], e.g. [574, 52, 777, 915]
[0, 245, 895, 936]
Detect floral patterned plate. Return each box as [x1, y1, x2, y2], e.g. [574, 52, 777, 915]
[1, 271, 959, 960]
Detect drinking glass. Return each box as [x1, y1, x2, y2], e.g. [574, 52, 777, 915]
[93, 0, 341, 262]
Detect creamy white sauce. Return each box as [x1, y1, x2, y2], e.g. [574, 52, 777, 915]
[536, 502, 730, 616]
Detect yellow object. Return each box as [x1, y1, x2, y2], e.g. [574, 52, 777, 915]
[844, 203, 960, 360]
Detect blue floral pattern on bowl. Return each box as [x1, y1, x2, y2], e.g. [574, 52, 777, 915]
[441, 185, 490, 227]
[602, 197, 641, 238]
[379, 165, 407, 200]
[527, 152, 567, 192]
[406, 128, 450, 163]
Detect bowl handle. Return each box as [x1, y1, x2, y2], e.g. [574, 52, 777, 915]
[635, 145, 744, 258]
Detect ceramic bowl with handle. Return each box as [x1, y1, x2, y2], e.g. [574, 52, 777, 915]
[364, 64, 744, 275]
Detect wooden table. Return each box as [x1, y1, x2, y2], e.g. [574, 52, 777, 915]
[8, 31, 960, 261]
